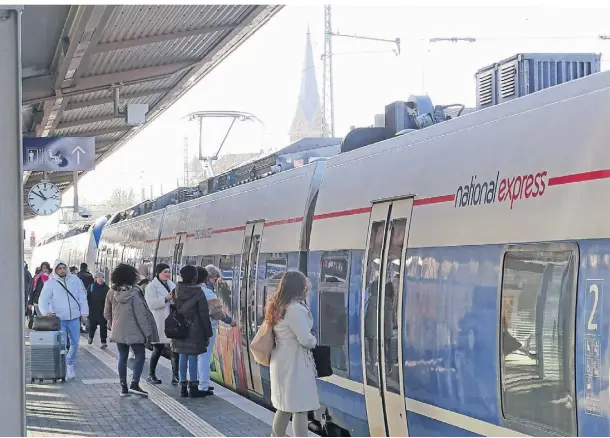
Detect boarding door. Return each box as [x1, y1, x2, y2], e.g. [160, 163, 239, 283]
[238, 221, 264, 395]
[361, 198, 412, 437]
[172, 232, 186, 282]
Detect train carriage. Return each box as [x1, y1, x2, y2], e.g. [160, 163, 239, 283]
[156, 160, 326, 400]
[307, 71, 610, 436]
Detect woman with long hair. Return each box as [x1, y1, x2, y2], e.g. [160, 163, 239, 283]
[104, 263, 159, 397]
[27, 261, 51, 329]
[267, 270, 319, 437]
[144, 263, 179, 385]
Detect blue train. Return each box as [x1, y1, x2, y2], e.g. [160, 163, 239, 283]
[31, 69, 610, 436]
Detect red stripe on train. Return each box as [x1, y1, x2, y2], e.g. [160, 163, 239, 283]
[548, 169, 610, 186]
[212, 225, 246, 235]
[266, 217, 304, 227]
[313, 207, 372, 221]
[413, 194, 455, 206]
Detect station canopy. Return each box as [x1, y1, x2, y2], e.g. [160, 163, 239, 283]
[21, 4, 282, 220]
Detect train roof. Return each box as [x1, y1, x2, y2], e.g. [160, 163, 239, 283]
[310, 69, 610, 251]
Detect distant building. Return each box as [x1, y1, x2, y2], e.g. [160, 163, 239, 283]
[288, 26, 325, 143]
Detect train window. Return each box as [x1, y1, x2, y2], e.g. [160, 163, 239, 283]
[500, 243, 577, 436]
[217, 255, 234, 315]
[201, 256, 215, 267]
[363, 221, 386, 388]
[184, 256, 197, 266]
[319, 251, 350, 375]
[383, 219, 406, 394]
[260, 254, 288, 321]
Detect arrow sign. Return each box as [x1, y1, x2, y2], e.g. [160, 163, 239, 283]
[72, 145, 85, 164]
[23, 137, 95, 171]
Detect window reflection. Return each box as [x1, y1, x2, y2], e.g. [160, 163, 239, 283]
[500, 246, 576, 436]
[364, 221, 385, 388]
[319, 251, 351, 375]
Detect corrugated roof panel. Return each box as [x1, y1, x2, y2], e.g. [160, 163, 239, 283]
[85, 32, 225, 77]
[99, 5, 250, 43]
[67, 72, 183, 104]
[61, 95, 163, 123]
[55, 118, 127, 136]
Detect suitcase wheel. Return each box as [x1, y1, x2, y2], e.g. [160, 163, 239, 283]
[52, 379, 57, 383]
[30, 378, 34, 384]
[39, 380, 43, 383]
[61, 378, 65, 382]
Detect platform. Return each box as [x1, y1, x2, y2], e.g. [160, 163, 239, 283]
[25, 332, 317, 437]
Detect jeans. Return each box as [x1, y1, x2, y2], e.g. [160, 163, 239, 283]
[88, 316, 107, 343]
[149, 344, 166, 376]
[179, 354, 198, 382]
[197, 331, 216, 389]
[117, 343, 145, 384]
[61, 318, 81, 366]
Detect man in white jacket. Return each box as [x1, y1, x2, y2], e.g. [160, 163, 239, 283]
[38, 260, 89, 380]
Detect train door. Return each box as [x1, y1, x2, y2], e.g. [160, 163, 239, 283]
[361, 198, 412, 437]
[238, 221, 264, 395]
[172, 232, 186, 282]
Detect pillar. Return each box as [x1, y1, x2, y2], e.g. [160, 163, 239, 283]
[0, 5, 25, 436]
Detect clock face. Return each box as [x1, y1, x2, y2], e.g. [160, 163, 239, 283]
[28, 182, 61, 216]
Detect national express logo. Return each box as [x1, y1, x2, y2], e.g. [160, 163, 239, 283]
[455, 170, 548, 209]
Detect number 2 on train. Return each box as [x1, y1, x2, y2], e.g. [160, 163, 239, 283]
[588, 284, 598, 331]
[587, 281, 601, 332]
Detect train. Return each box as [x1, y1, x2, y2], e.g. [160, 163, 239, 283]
[30, 68, 610, 437]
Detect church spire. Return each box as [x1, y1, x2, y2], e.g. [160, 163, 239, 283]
[288, 25, 324, 143]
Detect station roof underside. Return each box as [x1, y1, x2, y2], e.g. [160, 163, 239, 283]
[21, 4, 282, 220]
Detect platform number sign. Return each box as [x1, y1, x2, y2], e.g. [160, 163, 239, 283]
[584, 279, 603, 416]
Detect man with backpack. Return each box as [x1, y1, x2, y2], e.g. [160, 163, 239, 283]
[87, 272, 110, 348]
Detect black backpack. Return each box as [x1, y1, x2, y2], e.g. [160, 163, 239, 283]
[164, 300, 197, 339]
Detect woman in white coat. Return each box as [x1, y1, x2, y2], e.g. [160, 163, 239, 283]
[144, 263, 178, 385]
[266, 270, 319, 437]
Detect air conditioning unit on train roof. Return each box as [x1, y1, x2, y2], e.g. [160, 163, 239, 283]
[340, 96, 466, 154]
[475, 52, 601, 109]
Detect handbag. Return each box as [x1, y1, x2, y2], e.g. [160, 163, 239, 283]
[250, 321, 275, 366]
[312, 345, 333, 378]
[32, 314, 61, 332]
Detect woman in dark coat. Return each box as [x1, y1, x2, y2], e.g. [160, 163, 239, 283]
[172, 265, 213, 398]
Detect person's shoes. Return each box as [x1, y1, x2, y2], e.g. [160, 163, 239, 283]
[180, 382, 189, 398]
[208, 386, 214, 392]
[66, 364, 76, 380]
[146, 374, 162, 385]
[120, 382, 130, 397]
[129, 382, 148, 397]
[171, 375, 179, 386]
[189, 381, 207, 398]
[87, 338, 93, 345]
[100, 342, 107, 349]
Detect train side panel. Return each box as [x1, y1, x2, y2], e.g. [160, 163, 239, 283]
[97, 210, 165, 279]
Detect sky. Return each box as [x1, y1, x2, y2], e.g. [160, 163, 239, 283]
[25, 2, 610, 238]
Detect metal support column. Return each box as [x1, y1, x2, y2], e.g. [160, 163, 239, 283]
[73, 171, 79, 214]
[0, 5, 25, 436]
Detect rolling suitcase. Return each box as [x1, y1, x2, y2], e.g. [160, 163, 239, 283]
[29, 330, 66, 383]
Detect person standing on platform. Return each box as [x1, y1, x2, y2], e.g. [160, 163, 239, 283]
[197, 265, 236, 395]
[145, 263, 179, 385]
[104, 263, 158, 397]
[38, 260, 89, 380]
[28, 262, 51, 329]
[87, 272, 110, 348]
[78, 263, 95, 290]
[24, 262, 32, 314]
[172, 265, 212, 398]
[266, 271, 320, 437]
